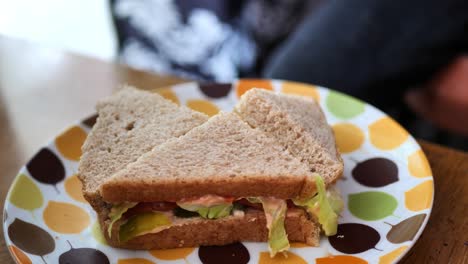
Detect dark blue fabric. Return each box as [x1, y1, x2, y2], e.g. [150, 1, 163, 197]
[264, 0, 468, 107]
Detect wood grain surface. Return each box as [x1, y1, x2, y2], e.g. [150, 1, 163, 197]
[0, 35, 466, 264]
[399, 141, 468, 264]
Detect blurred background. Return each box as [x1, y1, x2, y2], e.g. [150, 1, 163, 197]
[0, 0, 467, 150]
[0, 0, 115, 60]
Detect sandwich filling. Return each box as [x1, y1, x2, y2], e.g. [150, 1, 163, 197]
[107, 175, 342, 256]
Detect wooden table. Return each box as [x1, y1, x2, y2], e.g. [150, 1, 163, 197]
[0, 35, 466, 264]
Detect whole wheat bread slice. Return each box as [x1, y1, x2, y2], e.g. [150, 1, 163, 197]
[235, 88, 343, 186]
[78, 86, 208, 211]
[100, 112, 316, 202]
[103, 208, 319, 249]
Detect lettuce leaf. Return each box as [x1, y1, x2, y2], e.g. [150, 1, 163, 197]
[246, 197, 261, 204]
[107, 202, 137, 237]
[119, 212, 171, 242]
[293, 175, 343, 236]
[327, 185, 344, 214]
[248, 197, 289, 256]
[176, 203, 233, 219]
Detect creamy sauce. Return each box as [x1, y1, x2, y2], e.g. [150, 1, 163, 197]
[257, 197, 285, 230]
[178, 194, 234, 207]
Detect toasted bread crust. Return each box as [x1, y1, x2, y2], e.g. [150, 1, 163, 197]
[100, 174, 316, 203]
[100, 209, 320, 249]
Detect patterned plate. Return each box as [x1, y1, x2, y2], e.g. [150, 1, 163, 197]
[3, 79, 434, 264]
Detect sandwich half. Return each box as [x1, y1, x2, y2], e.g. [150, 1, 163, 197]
[78, 86, 208, 231]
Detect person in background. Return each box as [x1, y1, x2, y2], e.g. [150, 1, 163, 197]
[110, 0, 468, 150]
[110, 0, 321, 82]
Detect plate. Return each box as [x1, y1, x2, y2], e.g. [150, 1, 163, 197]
[3, 79, 434, 264]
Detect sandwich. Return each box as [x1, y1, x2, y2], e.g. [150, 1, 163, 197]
[79, 86, 344, 257]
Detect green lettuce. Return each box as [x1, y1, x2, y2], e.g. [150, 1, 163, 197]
[327, 185, 344, 214]
[176, 203, 233, 219]
[119, 212, 171, 242]
[107, 202, 137, 237]
[247, 197, 289, 256]
[293, 175, 343, 236]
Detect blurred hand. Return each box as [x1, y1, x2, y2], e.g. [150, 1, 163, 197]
[405, 56, 468, 136]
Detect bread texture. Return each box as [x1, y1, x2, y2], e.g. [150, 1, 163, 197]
[100, 112, 316, 202]
[103, 208, 320, 249]
[78, 86, 208, 215]
[235, 88, 343, 186]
